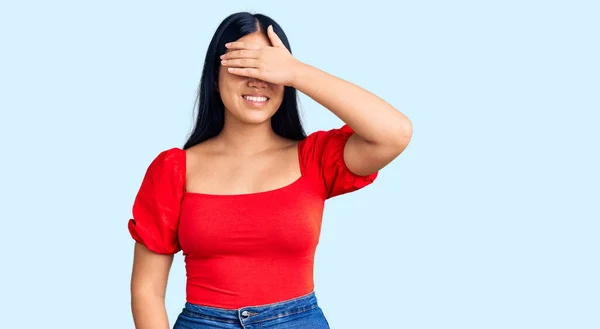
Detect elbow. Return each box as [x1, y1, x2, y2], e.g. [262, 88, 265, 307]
[356, 116, 413, 155]
[390, 120, 413, 153]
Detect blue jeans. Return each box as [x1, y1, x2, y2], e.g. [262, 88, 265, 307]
[173, 291, 330, 328]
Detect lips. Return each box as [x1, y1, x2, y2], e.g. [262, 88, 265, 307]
[242, 95, 269, 107]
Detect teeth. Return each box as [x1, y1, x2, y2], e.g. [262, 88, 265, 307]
[243, 95, 268, 102]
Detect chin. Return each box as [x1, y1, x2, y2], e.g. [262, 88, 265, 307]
[223, 98, 281, 125]
[239, 111, 276, 125]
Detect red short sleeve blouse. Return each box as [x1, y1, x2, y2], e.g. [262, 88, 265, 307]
[128, 125, 378, 309]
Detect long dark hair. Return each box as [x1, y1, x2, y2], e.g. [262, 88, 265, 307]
[183, 12, 306, 150]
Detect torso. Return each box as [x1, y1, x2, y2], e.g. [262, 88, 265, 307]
[127, 124, 377, 309]
[178, 137, 326, 308]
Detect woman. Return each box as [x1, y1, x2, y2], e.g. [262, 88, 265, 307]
[128, 12, 412, 329]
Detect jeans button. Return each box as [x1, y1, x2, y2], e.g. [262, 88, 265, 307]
[241, 310, 249, 319]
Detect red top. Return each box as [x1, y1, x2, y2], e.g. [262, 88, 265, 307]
[128, 125, 378, 309]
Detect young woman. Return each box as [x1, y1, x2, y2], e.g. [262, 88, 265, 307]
[128, 12, 412, 329]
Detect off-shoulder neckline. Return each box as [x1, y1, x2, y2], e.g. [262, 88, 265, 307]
[177, 139, 306, 198]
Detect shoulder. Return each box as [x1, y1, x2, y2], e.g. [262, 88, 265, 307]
[147, 147, 185, 169]
[301, 124, 353, 142]
[129, 147, 185, 255]
[299, 124, 354, 157]
[155, 147, 185, 162]
[299, 125, 378, 198]
[140, 147, 186, 186]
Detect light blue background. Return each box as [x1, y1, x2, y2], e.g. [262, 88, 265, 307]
[1, 1, 598, 328]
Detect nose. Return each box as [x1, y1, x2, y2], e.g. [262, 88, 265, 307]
[248, 77, 267, 88]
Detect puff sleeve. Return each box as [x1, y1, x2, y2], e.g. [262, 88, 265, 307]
[127, 147, 186, 255]
[299, 124, 378, 199]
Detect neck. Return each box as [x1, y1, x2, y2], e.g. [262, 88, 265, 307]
[216, 118, 280, 155]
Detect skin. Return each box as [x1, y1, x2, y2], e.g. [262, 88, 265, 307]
[220, 25, 413, 176]
[131, 243, 173, 329]
[184, 31, 302, 197]
[130, 25, 412, 329]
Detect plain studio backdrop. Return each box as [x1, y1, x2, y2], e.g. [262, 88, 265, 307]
[0, 1, 598, 328]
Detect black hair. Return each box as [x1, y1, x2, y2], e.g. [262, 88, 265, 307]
[183, 12, 306, 149]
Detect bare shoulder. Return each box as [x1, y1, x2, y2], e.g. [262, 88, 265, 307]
[279, 137, 299, 152]
[185, 138, 220, 161]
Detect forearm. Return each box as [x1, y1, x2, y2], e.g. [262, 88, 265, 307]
[292, 62, 412, 145]
[131, 293, 171, 329]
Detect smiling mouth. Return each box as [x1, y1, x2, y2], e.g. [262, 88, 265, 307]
[242, 95, 269, 107]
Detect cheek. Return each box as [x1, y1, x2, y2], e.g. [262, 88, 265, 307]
[269, 97, 284, 114]
[272, 88, 285, 106]
[218, 72, 241, 104]
[217, 68, 232, 91]
[270, 85, 285, 100]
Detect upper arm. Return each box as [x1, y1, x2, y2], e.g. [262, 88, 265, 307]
[131, 242, 174, 298]
[344, 126, 412, 176]
[127, 148, 185, 256]
[300, 125, 379, 199]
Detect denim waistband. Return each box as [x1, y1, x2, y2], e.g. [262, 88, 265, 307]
[182, 290, 319, 325]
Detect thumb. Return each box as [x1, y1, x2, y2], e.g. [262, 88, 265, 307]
[267, 25, 285, 48]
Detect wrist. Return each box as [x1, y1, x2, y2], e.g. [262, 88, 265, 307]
[291, 61, 311, 89]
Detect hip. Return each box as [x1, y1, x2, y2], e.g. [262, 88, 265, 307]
[173, 290, 330, 329]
